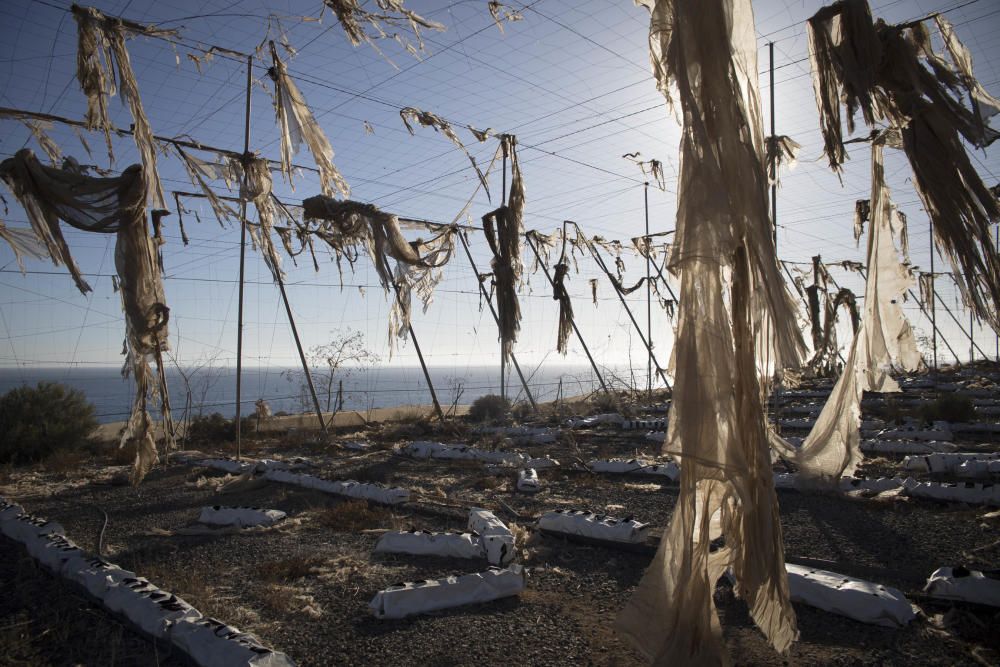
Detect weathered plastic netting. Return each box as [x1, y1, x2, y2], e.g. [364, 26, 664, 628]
[807, 0, 1000, 333]
[72, 4, 172, 209]
[301, 196, 455, 351]
[323, 0, 444, 54]
[617, 1, 805, 663]
[0, 149, 174, 484]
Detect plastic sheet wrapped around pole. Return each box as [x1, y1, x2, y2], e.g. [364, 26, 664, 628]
[0, 149, 174, 484]
[617, 1, 805, 663]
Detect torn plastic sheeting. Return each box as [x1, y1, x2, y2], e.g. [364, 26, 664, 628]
[902, 479, 1000, 506]
[565, 413, 624, 428]
[369, 565, 525, 620]
[862, 440, 958, 455]
[468, 508, 515, 567]
[103, 577, 202, 640]
[170, 617, 296, 667]
[26, 532, 88, 575]
[924, 567, 1000, 607]
[402, 441, 527, 466]
[374, 529, 484, 560]
[0, 498, 24, 522]
[773, 474, 902, 495]
[342, 441, 370, 451]
[643, 430, 665, 443]
[538, 509, 649, 545]
[263, 470, 410, 505]
[516, 469, 540, 493]
[903, 452, 1000, 474]
[786, 564, 915, 628]
[198, 506, 287, 528]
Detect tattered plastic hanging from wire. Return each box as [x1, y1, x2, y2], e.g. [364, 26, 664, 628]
[0, 149, 174, 484]
[269, 43, 350, 198]
[323, 0, 444, 60]
[301, 196, 456, 351]
[488, 1, 524, 33]
[400, 106, 492, 194]
[618, 0, 806, 663]
[623, 151, 666, 191]
[72, 4, 172, 209]
[807, 0, 1000, 333]
[481, 134, 524, 365]
[764, 135, 800, 185]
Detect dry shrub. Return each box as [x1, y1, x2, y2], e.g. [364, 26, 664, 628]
[256, 555, 326, 582]
[316, 500, 392, 532]
[43, 447, 87, 475]
[468, 394, 510, 422]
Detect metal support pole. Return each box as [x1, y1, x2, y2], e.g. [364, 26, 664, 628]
[580, 228, 672, 391]
[929, 218, 937, 370]
[234, 54, 252, 460]
[382, 252, 445, 421]
[500, 151, 508, 402]
[524, 233, 609, 393]
[769, 41, 777, 249]
[970, 308, 975, 364]
[457, 231, 538, 411]
[644, 182, 652, 397]
[270, 195, 327, 433]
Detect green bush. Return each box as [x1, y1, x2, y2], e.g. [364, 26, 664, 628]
[918, 394, 976, 424]
[0, 382, 97, 465]
[468, 394, 510, 422]
[185, 413, 255, 444]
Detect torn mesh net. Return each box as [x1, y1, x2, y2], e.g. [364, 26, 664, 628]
[617, 1, 805, 663]
[0, 148, 174, 484]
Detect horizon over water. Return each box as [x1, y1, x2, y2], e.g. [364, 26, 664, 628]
[0, 363, 652, 424]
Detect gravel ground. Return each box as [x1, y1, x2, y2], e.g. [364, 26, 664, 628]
[2, 367, 1000, 666]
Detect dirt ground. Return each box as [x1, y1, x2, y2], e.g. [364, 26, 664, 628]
[2, 365, 999, 666]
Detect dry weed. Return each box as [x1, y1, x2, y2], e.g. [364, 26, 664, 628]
[256, 555, 326, 582]
[315, 500, 398, 532]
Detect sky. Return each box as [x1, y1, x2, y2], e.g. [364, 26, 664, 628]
[1, 0, 999, 392]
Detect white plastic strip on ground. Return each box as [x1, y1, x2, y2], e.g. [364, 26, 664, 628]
[198, 506, 287, 528]
[194, 458, 254, 475]
[538, 509, 649, 544]
[621, 418, 668, 431]
[901, 478, 1000, 506]
[0, 497, 293, 666]
[517, 469, 540, 492]
[565, 413, 624, 428]
[403, 441, 527, 465]
[473, 426, 559, 444]
[369, 566, 525, 619]
[924, 567, 1000, 607]
[877, 421, 953, 441]
[862, 440, 958, 455]
[171, 617, 295, 666]
[374, 529, 484, 559]
[903, 452, 1000, 474]
[468, 508, 515, 566]
[262, 470, 409, 505]
[254, 458, 311, 473]
[524, 456, 559, 469]
[786, 563, 915, 627]
[589, 459, 680, 481]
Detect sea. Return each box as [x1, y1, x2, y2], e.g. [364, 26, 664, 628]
[0, 364, 639, 424]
